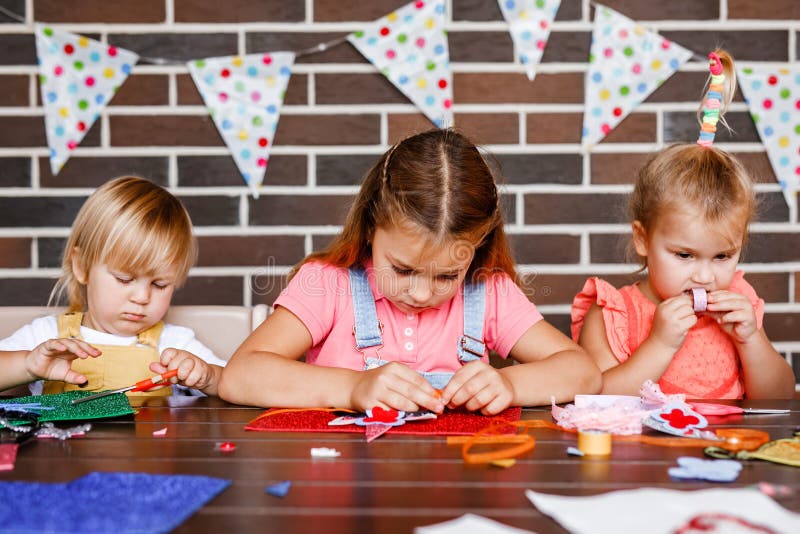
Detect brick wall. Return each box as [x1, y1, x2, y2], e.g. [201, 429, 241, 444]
[0, 0, 798, 384]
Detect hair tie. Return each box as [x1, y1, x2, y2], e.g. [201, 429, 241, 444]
[697, 52, 725, 148]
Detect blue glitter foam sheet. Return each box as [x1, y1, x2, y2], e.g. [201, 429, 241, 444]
[0, 472, 230, 533]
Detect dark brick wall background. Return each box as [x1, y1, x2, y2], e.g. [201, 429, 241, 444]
[1, 0, 798, 384]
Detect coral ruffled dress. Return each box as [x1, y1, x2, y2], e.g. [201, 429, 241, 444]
[571, 271, 763, 399]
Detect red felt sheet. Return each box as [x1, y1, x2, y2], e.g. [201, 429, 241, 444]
[245, 407, 522, 436]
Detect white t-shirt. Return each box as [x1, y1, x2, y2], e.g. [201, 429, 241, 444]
[0, 315, 226, 395]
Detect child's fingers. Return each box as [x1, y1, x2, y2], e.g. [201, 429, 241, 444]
[381, 389, 423, 412]
[480, 394, 511, 416]
[362, 365, 440, 412]
[443, 362, 489, 408]
[149, 361, 168, 375]
[159, 348, 180, 366]
[181, 360, 207, 389]
[46, 338, 99, 359]
[462, 383, 495, 412]
[385, 374, 442, 413]
[62, 369, 88, 386]
[707, 291, 750, 311]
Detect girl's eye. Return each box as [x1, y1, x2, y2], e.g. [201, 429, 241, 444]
[115, 276, 132, 284]
[392, 266, 413, 276]
[437, 274, 459, 281]
[152, 282, 169, 289]
[676, 252, 692, 259]
[715, 254, 731, 260]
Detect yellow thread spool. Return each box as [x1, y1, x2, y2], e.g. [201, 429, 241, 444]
[577, 430, 612, 456]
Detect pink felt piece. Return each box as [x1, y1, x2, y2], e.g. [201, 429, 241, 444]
[0, 444, 18, 471]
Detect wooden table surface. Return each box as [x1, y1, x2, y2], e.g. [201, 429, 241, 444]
[3, 397, 799, 533]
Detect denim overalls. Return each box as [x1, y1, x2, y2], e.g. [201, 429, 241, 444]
[349, 268, 486, 389]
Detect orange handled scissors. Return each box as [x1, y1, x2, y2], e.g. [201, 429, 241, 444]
[70, 369, 179, 405]
[689, 402, 790, 416]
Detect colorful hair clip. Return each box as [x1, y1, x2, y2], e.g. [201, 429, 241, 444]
[697, 52, 725, 148]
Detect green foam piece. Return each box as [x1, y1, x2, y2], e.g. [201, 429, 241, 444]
[0, 390, 134, 427]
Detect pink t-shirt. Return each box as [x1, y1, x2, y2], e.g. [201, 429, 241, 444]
[571, 271, 764, 399]
[275, 261, 543, 373]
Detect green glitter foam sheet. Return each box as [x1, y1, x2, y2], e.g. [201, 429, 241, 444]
[0, 390, 134, 427]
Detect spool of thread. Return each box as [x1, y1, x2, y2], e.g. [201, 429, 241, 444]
[690, 287, 708, 312]
[577, 430, 612, 456]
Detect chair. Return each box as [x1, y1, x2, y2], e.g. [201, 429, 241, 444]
[0, 305, 268, 361]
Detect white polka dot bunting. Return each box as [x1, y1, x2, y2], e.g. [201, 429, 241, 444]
[737, 65, 800, 208]
[35, 24, 139, 175]
[582, 6, 692, 149]
[347, 0, 453, 128]
[497, 0, 562, 81]
[188, 52, 295, 196]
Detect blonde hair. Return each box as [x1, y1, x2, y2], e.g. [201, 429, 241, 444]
[629, 50, 755, 266]
[50, 176, 197, 311]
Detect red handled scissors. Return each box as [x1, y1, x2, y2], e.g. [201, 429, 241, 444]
[70, 369, 179, 405]
[689, 402, 790, 416]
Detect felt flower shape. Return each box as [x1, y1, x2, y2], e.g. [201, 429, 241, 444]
[355, 407, 406, 427]
[644, 403, 717, 439]
[650, 403, 708, 434]
[668, 456, 742, 482]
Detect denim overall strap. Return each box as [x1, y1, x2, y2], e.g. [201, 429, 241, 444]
[349, 268, 383, 351]
[457, 281, 486, 363]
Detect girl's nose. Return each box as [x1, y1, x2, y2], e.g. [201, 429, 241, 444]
[130, 282, 151, 304]
[407, 277, 432, 304]
[692, 262, 715, 285]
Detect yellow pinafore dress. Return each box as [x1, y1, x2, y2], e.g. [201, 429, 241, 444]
[42, 312, 171, 398]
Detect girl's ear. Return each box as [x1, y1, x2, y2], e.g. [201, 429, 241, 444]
[70, 248, 88, 285]
[632, 221, 649, 258]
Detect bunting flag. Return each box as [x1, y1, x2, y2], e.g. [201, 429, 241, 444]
[582, 5, 692, 149]
[35, 24, 139, 175]
[188, 52, 295, 195]
[737, 65, 800, 207]
[347, 0, 453, 128]
[497, 0, 561, 81]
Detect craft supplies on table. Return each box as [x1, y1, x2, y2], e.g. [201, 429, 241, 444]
[577, 429, 612, 456]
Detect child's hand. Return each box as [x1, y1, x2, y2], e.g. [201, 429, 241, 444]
[26, 338, 101, 385]
[650, 293, 697, 350]
[705, 290, 758, 344]
[150, 348, 220, 394]
[440, 360, 513, 415]
[351, 362, 444, 414]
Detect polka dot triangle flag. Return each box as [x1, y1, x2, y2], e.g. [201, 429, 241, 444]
[188, 52, 295, 196]
[497, 0, 561, 81]
[582, 5, 692, 149]
[34, 24, 139, 175]
[737, 65, 800, 207]
[347, 0, 453, 128]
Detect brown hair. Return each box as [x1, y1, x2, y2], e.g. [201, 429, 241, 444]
[50, 176, 197, 311]
[294, 128, 518, 284]
[629, 50, 755, 266]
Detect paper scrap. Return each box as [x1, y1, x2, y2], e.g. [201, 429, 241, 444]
[265, 480, 291, 498]
[310, 447, 341, 458]
[415, 513, 536, 533]
[525, 487, 800, 534]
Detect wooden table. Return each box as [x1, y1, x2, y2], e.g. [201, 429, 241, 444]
[3, 397, 799, 533]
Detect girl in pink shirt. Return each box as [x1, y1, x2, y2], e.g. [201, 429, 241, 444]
[572, 50, 794, 399]
[220, 129, 601, 414]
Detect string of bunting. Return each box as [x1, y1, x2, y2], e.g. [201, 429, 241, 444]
[1, 1, 797, 205]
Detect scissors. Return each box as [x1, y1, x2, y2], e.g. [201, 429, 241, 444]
[70, 369, 178, 405]
[689, 402, 790, 416]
